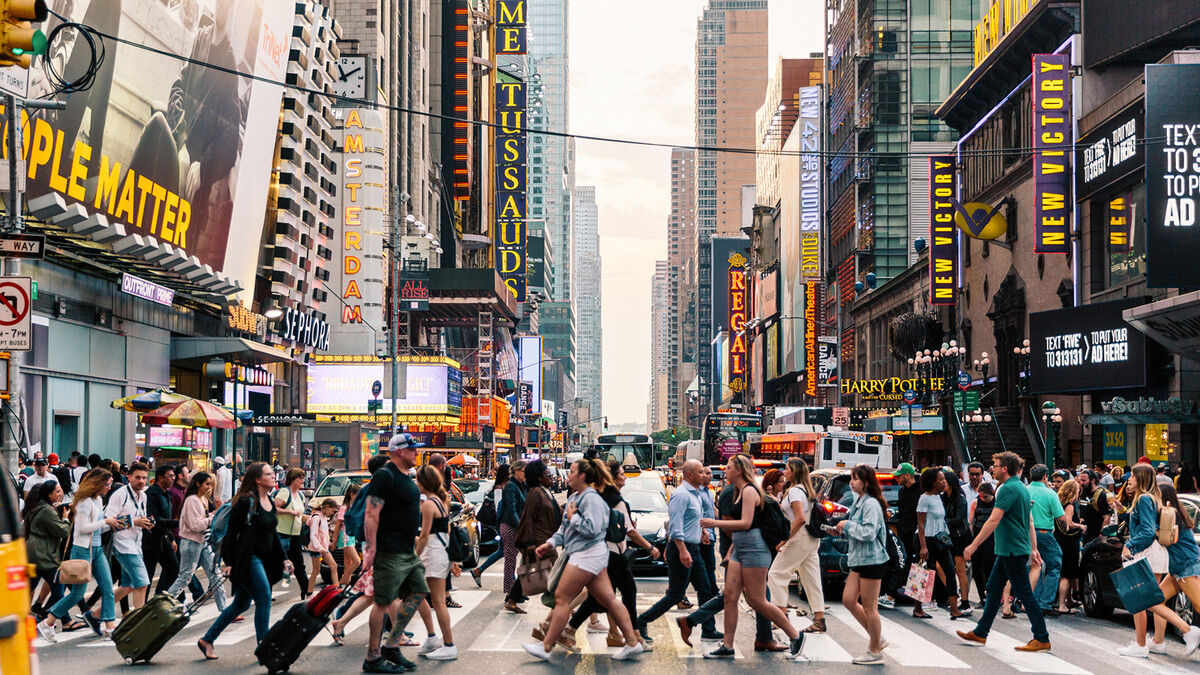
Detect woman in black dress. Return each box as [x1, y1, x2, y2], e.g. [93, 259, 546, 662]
[1054, 479, 1085, 613]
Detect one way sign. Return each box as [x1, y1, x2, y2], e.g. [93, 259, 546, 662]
[0, 234, 44, 259]
[0, 277, 32, 350]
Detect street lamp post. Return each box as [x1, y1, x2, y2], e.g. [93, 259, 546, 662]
[1013, 339, 1032, 398]
[1041, 401, 1062, 470]
[963, 409, 993, 463]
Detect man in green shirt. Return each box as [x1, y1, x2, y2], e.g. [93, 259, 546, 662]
[1027, 464, 1067, 614]
[957, 452, 1050, 652]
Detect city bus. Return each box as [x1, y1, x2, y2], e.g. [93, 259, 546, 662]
[593, 433, 656, 471]
[701, 411, 764, 465]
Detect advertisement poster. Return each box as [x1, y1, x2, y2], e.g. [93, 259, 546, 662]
[27, 0, 295, 293]
[1029, 298, 1147, 393]
[307, 363, 463, 415]
[928, 155, 958, 304]
[1032, 52, 1072, 254]
[1145, 63, 1200, 287]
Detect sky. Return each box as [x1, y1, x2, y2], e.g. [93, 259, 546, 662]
[569, 1, 824, 427]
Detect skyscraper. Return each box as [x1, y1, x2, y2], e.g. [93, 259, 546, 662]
[667, 148, 696, 427]
[650, 260, 670, 432]
[694, 0, 768, 420]
[573, 186, 602, 423]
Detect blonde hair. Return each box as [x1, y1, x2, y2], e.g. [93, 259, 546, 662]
[785, 457, 815, 500]
[71, 468, 111, 517]
[727, 455, 762, 499]
[1130, 464, 1162, 510]
[1057, 478, 1079, 505]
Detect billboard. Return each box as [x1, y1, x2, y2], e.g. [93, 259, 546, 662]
[1029, 298, 1147, 393]
[727, 252, 749, 396]
[1146, 64, 1200, 287]
[929, 156, 957, 304]
[27, 1, 294, 292]
[494, 77, 527, 301]
[780, 120, 804, 375]
[519, 335, 543, 415]
[798, 87, 822, 283]
[804, 281, 818, 397]
[1032, 53, 1072, 254]
[307, 362, 463, 415]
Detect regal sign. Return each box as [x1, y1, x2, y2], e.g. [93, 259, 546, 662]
[929, 156, 957, 305]
[728, 252, 749, 396]
[1033, 53, 1072, 254]
[495, 78, 527, 301]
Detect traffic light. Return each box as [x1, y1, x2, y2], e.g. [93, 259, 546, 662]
[0, 0, 47, 69]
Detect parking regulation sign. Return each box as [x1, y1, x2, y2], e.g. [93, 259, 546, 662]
[0, 277, 31, 350]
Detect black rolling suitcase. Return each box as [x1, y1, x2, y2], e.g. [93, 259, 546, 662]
[254, 585, 345, 674]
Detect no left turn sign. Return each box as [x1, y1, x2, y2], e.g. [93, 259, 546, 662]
[0, 277, 32, 350]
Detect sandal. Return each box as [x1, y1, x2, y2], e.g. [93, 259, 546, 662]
[802, 618, 827, 634]
[446, 597, 462, 609]
[328, 625, 346, 646]
[1002, 611, 1016, 620]
[61, 619, 87, 632]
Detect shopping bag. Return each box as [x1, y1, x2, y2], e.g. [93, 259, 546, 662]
[1111, 558, 1166, 614]
[903, 563, 935, 604]
[517, 557, 555, 596]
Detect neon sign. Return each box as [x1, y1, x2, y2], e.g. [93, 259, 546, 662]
[728, 252, 748, 395]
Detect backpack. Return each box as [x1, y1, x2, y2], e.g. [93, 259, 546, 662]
[442, 523, 472, 563]
[476, 492, 498, 527]
[1158, 506, 1179, 546]
[758, 495, 790, 551]
[587, 491, 627, 543]
[805, 494, 830, 539]
[343, 480, 371, 541]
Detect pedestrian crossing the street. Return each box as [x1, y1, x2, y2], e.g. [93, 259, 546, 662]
[33, 581, 1200, 673]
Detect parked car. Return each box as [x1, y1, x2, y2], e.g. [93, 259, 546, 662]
[1080, 493, 1199, 631]
[623, 489, 670, 575]
[307, 470, 371, 511]
[809, 468, 908, 593]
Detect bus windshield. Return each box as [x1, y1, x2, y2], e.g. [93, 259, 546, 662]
[594, 434, 655, 469]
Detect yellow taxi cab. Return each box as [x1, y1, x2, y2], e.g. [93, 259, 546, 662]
[0, 473, 35, 674]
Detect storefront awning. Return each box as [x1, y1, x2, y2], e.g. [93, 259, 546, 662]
[1124, 291, 1200, 363]
[171, 337, 293, 367]
[1082, 413, 1200, 426]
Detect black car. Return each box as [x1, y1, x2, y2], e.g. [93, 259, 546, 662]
[623, 489, 671, 575]
[1080, 494, 1199, 631]
[810, 468, 909, 592]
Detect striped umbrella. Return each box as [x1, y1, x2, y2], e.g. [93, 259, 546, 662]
[140, 399, 237, 429]
[110, 389, 191, 412]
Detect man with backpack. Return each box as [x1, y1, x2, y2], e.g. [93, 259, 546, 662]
[1076, 469, 1112, 545]
[104, 462, 155, 610]
[635, 460, 717, 644]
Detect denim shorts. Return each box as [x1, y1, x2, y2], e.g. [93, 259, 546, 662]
[730, 529, 773, 568]
[1172, 558, 1200, 580]
[114, 552, 150, 588]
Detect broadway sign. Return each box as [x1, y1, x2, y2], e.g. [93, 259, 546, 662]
[929, 156, 957, 305]
[1033, 53, 1072, 254]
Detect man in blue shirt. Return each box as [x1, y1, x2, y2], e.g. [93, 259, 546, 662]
[635, 460, 716, 644]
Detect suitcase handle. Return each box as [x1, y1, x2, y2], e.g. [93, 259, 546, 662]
[183, 571, 229, 618]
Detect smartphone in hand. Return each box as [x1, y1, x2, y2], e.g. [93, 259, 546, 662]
[821, 524, 839, 534]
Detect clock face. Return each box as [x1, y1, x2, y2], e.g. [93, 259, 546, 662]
[333, 56, 367, 101]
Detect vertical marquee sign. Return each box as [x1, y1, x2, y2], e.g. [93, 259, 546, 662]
[929, 155, 957, 305]
[1145, 64, 1200, 288]
[1108, 195, 1131, 253]
[495, 0, 527, 55]
[728, 252, 749, 396]
[1033, 53, 1072, 254]
[804, 281, 818, 397]
[450, 0, 470, 200]
[495, 77, 528, 301]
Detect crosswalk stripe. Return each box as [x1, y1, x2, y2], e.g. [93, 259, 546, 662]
[1032, 619, 1198, 675]
[657, 608, 745, 659]
[837, 610, 970, 668]
[211, 599, 296, 646]
[922, 613, 1091, 674]
[471, 608, 541, 651]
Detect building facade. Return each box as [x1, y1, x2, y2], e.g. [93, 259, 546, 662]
[573, 186, 602, 423]
[649, 260, 670, 432]
[667, 148, 696, 428]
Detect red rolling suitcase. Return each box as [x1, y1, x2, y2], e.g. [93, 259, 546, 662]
[254, 585, 347, 674]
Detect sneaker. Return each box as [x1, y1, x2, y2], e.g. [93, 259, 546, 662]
[852, 651, 884, 665]
[638, 626, 654, 647]
[418, 635, 444, 655]
[1117, 641, 1149, 658]
[425, 644, 459, 661]
[699, 630, 724, 641]
[1149, 640, 1168, 655]
[790, 635, 805, 656]
[704, 645, 736, 659]
[522, 641, 552, 661]
[35, 620, 56, 644]
[877, 596, 895, 610]
[1185, 626, 1200, 656]
[612, 642, 644, 660]
[588, 620, 609, 634]
[363, 657, 405, 674]
[82, 612, 102, 637]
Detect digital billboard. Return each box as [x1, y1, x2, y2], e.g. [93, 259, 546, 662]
[1146, 64, 1200, 287]
[1029, 298, 1147, 393]
[26, 1, 295, 292]
[307, 363, 463, 415]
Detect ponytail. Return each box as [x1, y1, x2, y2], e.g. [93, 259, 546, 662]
[572, 458, 614, 490]
[417, 465, 449, 506]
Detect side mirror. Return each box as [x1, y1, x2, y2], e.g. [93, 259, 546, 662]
[449, 501, 463, 516]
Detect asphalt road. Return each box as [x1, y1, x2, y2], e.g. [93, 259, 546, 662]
[33, 565, 1200, 674]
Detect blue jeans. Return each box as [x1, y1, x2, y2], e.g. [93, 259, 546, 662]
[973, 554, 1048, 643]
[639, 542, 716, 633]
[1033, 532, 1062, 610]
[50, 545, 114, 623]
[167, 539, 227, 612]
[203, 555, 272, 644]
[476, 546, 504, 573]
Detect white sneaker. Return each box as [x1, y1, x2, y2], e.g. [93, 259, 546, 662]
[878, 596, 895, 610]
[36, 620, 56, 643]
[852, 651, 884, 665]
[587, 621, 609, 634]
[1117, 641, 1149, 658]
[523, 641, 552, 661]
[418, 635, 443, 655]
[1148, 640, 1167, 654]
[425, 644, 458, 661]
[612, 642, 644, 661]
[1185, 626, 1200, 656]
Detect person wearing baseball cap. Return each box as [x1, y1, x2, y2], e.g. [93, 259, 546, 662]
[23, 456, 58, 498]
[47, 453, 59, 467]
[893, 461, 922, 611]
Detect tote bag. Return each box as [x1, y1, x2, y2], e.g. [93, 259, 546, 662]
[903, 563, 936, 604]
[1111, 558, 1166, 615]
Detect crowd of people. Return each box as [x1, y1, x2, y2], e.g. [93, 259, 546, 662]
[11, 442, 1200, 670]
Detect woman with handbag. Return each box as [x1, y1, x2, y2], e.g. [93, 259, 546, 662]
[469, 463, 510, 586]
[941, 468, 973, 615]
[197, 462, 292, 660]
[413, 466, 460, 661]
[37, 468, 124, 642]
[274, 468, 310, 598]
[500, 460, 529, 612]
[522, 459, 644, 662]
[1054, 479, 1086, 614]
[1118, 464, 1200, 658]
[518, 461, 586, 651]
[967, 482, 996, 606]
[914, 467, 965, 619]
[766, 457, 826, 633]
[24, 481, 70, 619]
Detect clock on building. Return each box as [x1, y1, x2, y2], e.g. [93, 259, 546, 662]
[332, 55, 368, 101]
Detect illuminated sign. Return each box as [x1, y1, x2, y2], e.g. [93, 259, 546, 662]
[1033, 53, 1072, 254]
[227, 304, 267, 338]
[929, 155, 958, 304]
[1108, 195, 1131, 253]
[727, 252, 749, 395]
[307, 362, 463, 415]
[1077, 106, 1142, 201]
[799, 86, 822, 282]
[450, 0, 471, 200]
[279, 307, 330, 351]
[973, 0, 1041, 67]
[840, 377, 947, 401]
[495, 0, 527, 54]
[1146, 64, 1200, 288]
[495, 78, 527, 301]
[804, 281, 817, 397]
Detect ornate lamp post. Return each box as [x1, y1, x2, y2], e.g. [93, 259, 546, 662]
[1014, 339, 1032, 397]
[1041, 400, 1062, 470]
[963, 409, 993, 463]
